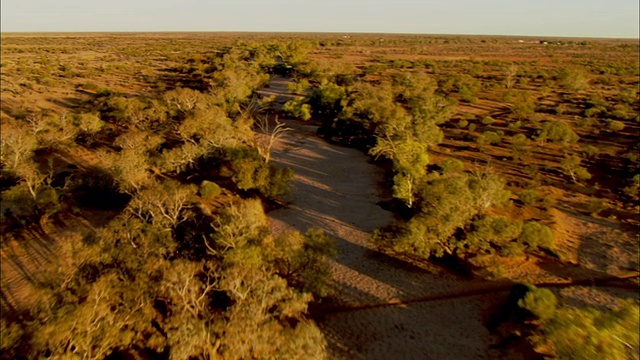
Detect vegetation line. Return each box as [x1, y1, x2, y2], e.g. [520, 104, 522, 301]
[319, 274, 639, 315]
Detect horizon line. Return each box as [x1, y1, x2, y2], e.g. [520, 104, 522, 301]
[1, 30, 638, 41]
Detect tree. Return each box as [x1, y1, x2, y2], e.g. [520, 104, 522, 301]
[504, 90, 537, 120]
[607, 120, 625, 132]
[440, 158, 464, 175]
[536, 301, 639, 360]
[224, 147, 293, 199]
[128, 180, 195, 230]
[100, 148, 153, 194]
[177, 107, 248, 149]
[283, 98, 312, 120]
[371, 136, 429, 207]
[253, 116, 291, 164]
[307, 82, 347, 119]
[13, 161, 49, 201]
[503, 64, 519, 89]
[375, 171, 512, 258]
[558, 66, 590, 92]
[517, 285, 558, 322]
[518, 222, 554, 249]
[536, 121, 579, 145]
[0, 118, 38, 171]
[560, 155, 591, 183]
[164, 87, 205, 115]
[465, 216, 523, 255]
[476, 131, 502, 148]
[74, 112, 104, 134]
[510, 133, 530, 161]
[268, 229, 336, 297]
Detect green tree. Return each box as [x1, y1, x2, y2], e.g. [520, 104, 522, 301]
[518, 222, 554, 249]
[510, 133, 530, 161]
[536, 121, 579, 145]
[540, 301, 639, 360]
[518, 285, 558, 322]
[558, 66, 590, 92]
[268, 229, 336, 297]
[560, 155, 591, 183]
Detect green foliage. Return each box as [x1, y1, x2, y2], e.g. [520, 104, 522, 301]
[199, 180, 222, 199]
[481, 116, 495, 125]
[517, 285, 558, 322]
[1, 183, 38, 220]
[225, 147, 294, 199]
[518, 222, 554, 249]
[74, 112, 104, 134]
[518, 189, 541, 206]
[307, 82, 347, 118]
[13, 194, 329, 359]
[440, 158, 464, 174]
[283, 97, 312, 120]
[536, 121, 579, 145]
[466, 216, 523, 254]
[510, 133, 530, 160]
[287, 79, 310, 94]
[0, 118, 39, 171]
[582, 144, 599, 158]
[359, 74, 455, 206]
[372, 138, 429, 207]
[606, 120, 625, 132]
[558, 66, 590, 92]
[503, 90, 537, 120]
[540, 301, 639, 360]
[269, 229, 336, 297]
[376, 172, 512, 259]
[477, 131, 502, 146]
[560, 155, 591, 183]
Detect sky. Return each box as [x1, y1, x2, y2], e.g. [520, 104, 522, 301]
[2, 0, 638, 38]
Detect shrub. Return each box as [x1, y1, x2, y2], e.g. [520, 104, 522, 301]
[511, 133, 530, 160]
[537, 121, 579, 145]
[269, 228, 336, 296]
[467, 216, 523, 254]
[518, 189, 540, 206]
[558, 67, 590, 92]
[574, 167, 592, 182]
[518, 222, 554, 249]
[507, 120, 522, 130]
[283, 98, 311, 120]
[481, 116, 495, 125]
[287, 79, 310, 94]
[541, 301, 639, 360]
[457, 118, 469, 129]
[199, 180, 222, 199]
[518, 285, 558, 322]
[582, 145, 599, 158]
[477, 131, 502, 146]
[606, 120, 625, 132]
[586, 198, 605, 215]
[440, 158, 464, 174]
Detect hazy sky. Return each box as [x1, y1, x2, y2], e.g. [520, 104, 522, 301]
[2, 0, 638, 38]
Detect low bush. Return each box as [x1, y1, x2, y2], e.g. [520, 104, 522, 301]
[199, 180, 222, 199]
